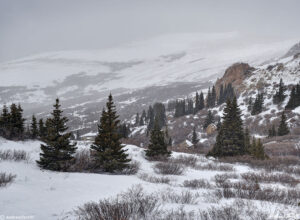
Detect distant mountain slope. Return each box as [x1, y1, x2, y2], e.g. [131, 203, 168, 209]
[0, 32, 297, 130]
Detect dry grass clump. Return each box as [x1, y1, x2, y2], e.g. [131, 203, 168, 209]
[195, 163, 235, 172]
[138, 173, 170, 184]
[182, 179, 213, 189]
[160, 189, 199, 205]
[169, 155, 198, 168]
[0, 172, 16, 187]
[0, 149, 29, 161]
[154, 162, 185, 175]
[241, 172, 299, 187]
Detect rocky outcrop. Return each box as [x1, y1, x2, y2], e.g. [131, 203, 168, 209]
[215, 63, 254, 94]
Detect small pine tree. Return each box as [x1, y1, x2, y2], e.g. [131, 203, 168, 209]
[273, 78, 286, 104]
[208, 97, 245, 157]
[250, 138, 268, 160]
[135, 113, 139, 126]
[192, 127, 198, 145]
[285, 86, 297, 110]
[194, 92, 200, 114]
[90, 94, 130, 172]
[30, 115, 38, 139]
[145, 118, 171, 159]
[199, 92, 205, 110]
[38, 119, 47, 139]
[203, 110, 214, 130]
[244, 128, 251, 154]
[277, 112, 289, 136]
[37, 98, 77, 171]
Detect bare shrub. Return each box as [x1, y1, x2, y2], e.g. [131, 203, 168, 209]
[170, 155, 198, 167]
[214, 179, 300, 205]
[195, 163, 235, 171]
[154, 162, 185, 175]
[160, 189, 199, 204]
[120, 160, 140, 175]
[68, 149, 93, 172]
[0, 149, 29, 161]
[75, 185, 161, 220]
[219, 155, 300, 176]
[182, 179, 212, 189]
[0, 172, 16, 187]
[241, 172, 299, 187]
[199, 200, 268, 220]
[138, 173, 170, 184]
[163, 207, 195, 220]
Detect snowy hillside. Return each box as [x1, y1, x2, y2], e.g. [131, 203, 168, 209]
[0, 33, 296, 110]
[0, 138, 299, 219]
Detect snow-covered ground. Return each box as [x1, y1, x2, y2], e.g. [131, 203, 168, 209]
[0, 138, 299, 219]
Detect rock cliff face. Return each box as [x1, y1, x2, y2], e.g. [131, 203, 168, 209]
[215, 63, 254, 94]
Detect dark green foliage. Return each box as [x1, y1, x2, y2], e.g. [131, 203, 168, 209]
[117, 123, 130, 139]
[268, 124, 277, 138]
[203, 110, 214, 130]
[37, 98, 77, 171]
[90, 94, 130, 173]
[145, 119, 171, 159]
[192, 127, 198, 145]
[285, 83, 300, 110]
[251, 93, 264, 115]
[218, 83, 235, 105]
[247, 97, 253, 112]
[147, 105, 154, 133]
[199, 92, 205, 111]
[0, 103, 25, 140]
[206, 87, 212, 108]
[249, 138, 268, 160]
[30, 115, 38, 139]
[38, 119, 47, 140]
[277, 112, 289, 136]
[187, 99, 194, 114]
[273, 79, 286, 104]
[244, 128, 251, 154]
[194, 92, 200, 114]
[139, 110, 146, 126]
[135, 113, 139, 126]
[174, 99, 186, 118]
[153, 102, 166, 129]
[208, 97, 245, 157]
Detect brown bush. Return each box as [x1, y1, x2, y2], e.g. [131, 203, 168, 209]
[182, 179, 213, 189]
[154, 162, 185, 175]
[195, 163, 235, 172]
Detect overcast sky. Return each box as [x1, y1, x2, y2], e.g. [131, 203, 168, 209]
[1, 0, 300, 62]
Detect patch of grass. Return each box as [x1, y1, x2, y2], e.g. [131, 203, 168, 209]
[0, 172, 16, 187]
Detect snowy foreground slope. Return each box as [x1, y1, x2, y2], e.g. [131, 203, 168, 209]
[0, 138, 299, 219]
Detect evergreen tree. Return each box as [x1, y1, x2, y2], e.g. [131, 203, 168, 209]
[192, 127, 198, 145]
[244, 128, 251, 154]
[153, 102, 166, 129]
[273, 78, 286, 104]
[218, 84, 224, 105]
[164, 125, 172, 147]
[199, 92, 205, 110]
[277, 112, 289, 136]
[251, 93, 264, 115]
[187, 99, 194, 114]
[30, 115, 38, 139]
[147, 105, 155, 133]
[285, 84, 300, 110]
[37, 98, 77, 171]
[38, 119, 47, 139]
[145, 118, 171, 159]
[208, 97, 245, 157]
[250, 138, 268, 160]
[139, 110, 146, 126]
[117, 123, 130, 139]
[206, 87, 212, 108]
[76, 130, 81, 141]
[268, 124, 277, 137]
[90, 94, 130, 172]
[247, 97, 253, 112]
[0, 105, 10, 137]
[174, 100, 186, 118]
[203, 110, 214, 130]
[135, 113, 139, 126]
[194, 92, 200, 113]
[211, 85, 216, 107]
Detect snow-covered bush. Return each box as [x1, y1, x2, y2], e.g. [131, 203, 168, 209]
[182, 179, 213, 189]
[154, 162, 185, 175]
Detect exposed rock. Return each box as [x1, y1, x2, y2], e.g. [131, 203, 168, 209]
[215, 63, 254, 94]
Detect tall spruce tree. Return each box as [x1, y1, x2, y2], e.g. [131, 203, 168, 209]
[208, 97, 245, 157]
[145, 118, 171, 159]
[285, 84, 300, 110]
[211, 86, 216, 107]
[37, 98, 77, 171]
[30, 115, 38, 139]
[194, 92, 200, 114]
[277, 112, 289, 136]
[251, 93, 264, 115]
[90, 94, 130, 172]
